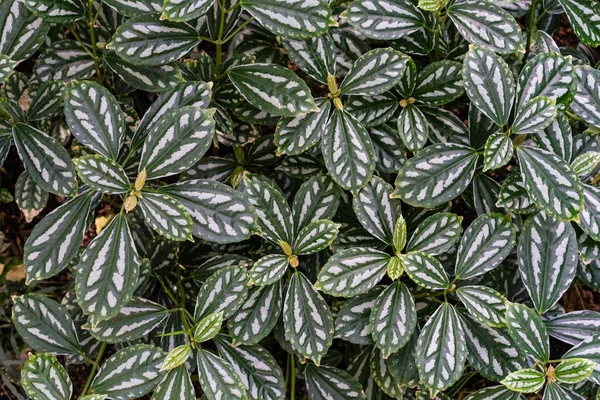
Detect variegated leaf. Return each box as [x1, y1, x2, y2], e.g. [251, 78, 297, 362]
[248, 254, 289, 287]
[194, 265, 248, 320]
[22, 0, 84, 22]
[402, 251, 449, 291]
[370, 125, 407, 174]
[344, 0, 426, 40]
[464, 386, 523, 400]
[397, 103, 428, 153]
[547, 310, 600, 345]
[391, 143, 478, 208]
[579, 185, 600, 245]
[15, 170, 48, 222]
[535, 112, 573, 162]
[21, 353, 72, 400]
[161, 345, 191, 372]
[558, 0, 600, 47]
[543, 381, 586, 400]
[345, 93, 398, 127]
[162, 0, 214, 21]
[0, 0, 50, 61]
[27, 80, 66, 121]
[0, 54, 15, 84]
[75, 155, 130, 194]
[316, 248, 390, 297]
[554, 358, 596, 384]
[32, 40, 95, 82]
[306, 363, 366, 400]
[340, 48, 408, 96]
[571, 66, 600, 128]
[505, 302, 549, 362]
[483, 131, 513, 171]
[196, 349, 247, 400]
[512, 96, 558, 135]
[516, 53, 575, 109]
[293, 220, 339, 255]
[153, 365, 195, 400]
[455, 213, 515, 280]
[422, 106, 470, 146]
[353, 176, 401, 245]
[274, 98, 331, 156]
[292, 175, 340, 235]
[572, 152, 600, 176]
[282, 34, 336, 84]
[500, 368, 545, 393]
[193, 312, 223, 343]
[563, 334, 600, 384]
[406, 212, 462, 256]
[412, 60, 464, 105]
[283, 272, 334, 364]
[102, 0, 162, 16]
[369, 347, 406, 398]
[497, 172, 537, 213]
[334, 286, 383, 345]
[456, 286, 506, 327]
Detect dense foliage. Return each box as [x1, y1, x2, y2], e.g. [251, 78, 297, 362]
[1, 0, 600, 398]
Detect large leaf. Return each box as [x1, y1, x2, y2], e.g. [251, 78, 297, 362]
[75, 155, 130, 194]
[22, 0, 84, 22]
[391, 143, 478, 208]
[228, 63, 318, 117]
[397, 104, 428, 153]
[406, 212, 462, 255]
[137, 192, 193, 241]
[32, 40, 95, 82]
[454, 213, 515, 280]
[516, 53, 575, 109]
[447, 0, 524, 53]
[281, 34, 336, 84]
[102, 0, 162, 16]
[75, 213, 140, 321]
[283, 272, 334, 364]
[21, 353, 72, 400]
[340, 48, 408, 96]
[456, 285, 506, 327]
[518, 212, 578, 314]
[558, 0, 600, 47]
[240, 0, 333, 39]
[462, 46, 514, 127]
[543, 381, 587, 400]
[402, 251, 449, 290]
[196, 349, 247, 400]
[412, 60, 464, 105]
[12, 294, 81, 355]
[0, 0, 50, 61]
[571, 66, 600, 128]
[12, 123, 76, 196]
[416, 303, 467, 397]
[517, 145, 584, 221]
[505, 302, 549, 362]
[353, 176, 401, 245]
[274, 99, 331, 156]
[344, 0, 426, 40]
[463, 386, 522, 400]
[194, 265, 248, 320]
[547, 310, 600, 345]
[305, 363, 366, 400]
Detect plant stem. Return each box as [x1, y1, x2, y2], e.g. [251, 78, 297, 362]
[434, 10, 442, 61]
[81, 341, 107, 395]
[69, 25, 95, 59]
[87, 0, 102, 80]
[523, 0, 538, 64]
[290, 355, 296, 400]
[222, 17, 254, 43]
[215, 0, 227, 73]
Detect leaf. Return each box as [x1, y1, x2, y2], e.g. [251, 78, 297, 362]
[500, 368, 545, 393]
[305, 363, 366, 400]
[536, 113, 573, 162]
[193, 311, 223, 343]
[161, 345, 191, 372]
[462, 46, 514, 127]
[153, 365, 195, 400]
[316, 248, 390, 297]
[292, 175, 340, 235]
[248, 254, 289, 287]
[0, 54, 15, 84]
[546, 310, 600, 345]
[21, 353, 72, 400]
[101, 0, 162, 16]
[516, 145, 584, 221]
[412, 60, 464, 105]
[402, 251, 449, 291]
[456, 286, 506, 327]
[162, 0, 214, 21]
[137, 192, 193, 241]
[228, 282, 282, 345]
[75, 213, 140, 321]
[517, 212, 578, 314]
[416, 303, 467, 396]
[334, 286, 384, 345]
[107, 14, 200, 66]
[454, 213, 516, 280]
[139, 107, 215, 179]
[12, 123, 76, 196]
[27, 80, 66, 121]
[160, 179, 257, 244]
[345, 93, 398, 128]
[543, 382, 586, 400]
[340, 48, 408, 96]
[0, 0, 50, 61]
[294, 220, 339, 255]
[447, 0, 524, 53]
[12, 294, 81, 355]
[32, 40, 95, 82]
[228, 63, 318, 117]
[274, 99, 331, 156]
[370, 281, 417, 358]
[393, 216, 406, 255]
[572, 66, 600, 129]
[23, 191, 94, 283]
[281, 34, 336, 84]
[554, 358, 596, 384]
[91, 344, 165, 399]
[321, 109, 375, 194]
[283, 272, 334, 364]
[406, 212, 462, 256]
[64, 80, 125, 159]
[196, 349, 248, 400]
[75, 155, 130, 194]
[391, 143, 478, 208]
[557, 0, 600, 47]
[344, 0, 426, 40]
[512, 96, 558, 135]
[194, 265, 249, 320]
[483, 131, 513, 171]
[505, 302, 549, 362]
[215, 336, 285, 400]
[397, 104, 428, 153]
[572, 152, 600, 176]
[87, 297, 168, 343]
[463, 386, 522, 400]
[369, 347, 406, 398]
[563, 334, 600, 384]
[22, 0, 84, 22]
[15, 171, 48, 223]
[497, 172, 537, 213]
[353, 176, 401, 245]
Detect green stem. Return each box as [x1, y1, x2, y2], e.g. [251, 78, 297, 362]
[69, 25, 95, 59]
[81, 341, 107, 396]
[215, 0, 227, 73]
[290, 355, 296, 400]
[87, 0, 102, 80]
[434, 10, 442, 61]
[523, 0, 538, 64]
[222, 17, 255, 43]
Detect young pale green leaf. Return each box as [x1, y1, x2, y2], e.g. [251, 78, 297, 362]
[160, 179, 257, 244]
[292, 175, 340, 235]
[316, 248, 390, 297]
[393, 216, 406, 254]
[406, 212, 462, 256]
[22, 0, 84, 22]
[571, 66, 600, 128]
[306, 363, 366, 400]
[215, 336, 285, 400]
[32, 40, 95, 82]
[162, 0, 215, 21]
[572, 152, 600, 176]
[75, 155, 130, 194]
[334, 286, 383, 345]
[15, 171, 48, 222]
[518, 212, 578, 314]
[0, 0, 50, 61]
[229, 63, 318, 117]
[274, 99, 331, 156]
[228, 282, 282, 345]
[293, 220, 339, 255]
[416, 303, 467, 397]
[353, 176, 401, 245]
[161, 345, 191, 372]
[412, 60, 464, 105]
[340, 48, 408, 96]
[344, 0, 426, 40]
[512, 96, 558, 135]
[194, 265, 248, 320]
[483, 131, 513, 172]
[500, 368, 545, 393]
[516, 53, 575, 109]
[12, 123, 76, 196]
[402, 251, 449, 291]
[455, 213, 515, 280]
[248, 254, 288, 287]
[563, 335, 600, 384]
[463, 386, 523, 400]
[546, 310, 600, 345]
[392, 143, 478, 208]
[75, 213, 140, 321]
[137, 192, 193, 241]
[517, 146, 584, 221]
[558, 0, 600, 47]
[345, 93, 398, 128]
[554, 358, 596, 384]
[497, 172, 537, 213]
[322, 109, 375, 194]
[370, 281, 417, 358]
[457, 285, 507, 327]
[505, 302, 549, 362]
[64, 80, 125, 159]
[397, 103, 428, 153]
[462, 46, 514, 127]
[240, 0, 333, 39]
[193, 311, 223, 343]
[21, 353, 72, 400]
[196, 349, 248, 400]
[91, 344, 165, 399]
[281, 34, 336, 84]
[284, 272, 334, 364]
[153, 365, 195, 400]
[447, 0, 524, 53]
[12, 294, 81, 355]
[87, 297, 168, 343]
[107, 14, 200, 66]
[27, 81, 66, 121]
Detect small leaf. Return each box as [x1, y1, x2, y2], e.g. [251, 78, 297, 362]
[397, 103, 428, 153]
[32, 40, 95, 82]
[402, 251, 449, 291]
[505, 302, 549, 362]
[571, 66, 600, 128]
[194, 265, 248, 320]
[500, 368, 545, 393]
[153, 365, 195, 400]
[393, 216, 407, 254]
[516, 53, 575, 109]
[345, 93, 398, 128]
[193, 311, 223, 343]
[27, 80, 66, 121]
[306, 363, 366, 400]
[340, 48, 408, 96]
[554, 358, 596, 384]
[406, 212, 462, 256]
[274, 99, 331, 156]
[412, 60, 464, 105]
[162, 0, 215, 22]
[563, 334, 600, 384]
[344, 0, 426, 40]
[557, 0, 600, 47]
[292, 175, 340, 235]
[294, 220, 339, 255]
[161, 345, 191, 372]
[137, 192, 193, 241]
[457, 286, 506, 327]
[248, 254, 289, 287]
[282, 34, 336, 84]
[21, 353, 72, 400]
[334, 286, 384, 345]
[483, 131, 513, 171]
[571, 152, 600, 176]
[75, 155, 130, 194]
[497, 172, 537, 213]
[15, 171, 48, 223]
[353, 176, 401, 245]
[22, 0, 84, 22]
[512, 96, 558, 135]
[0, 54, 16, 84]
